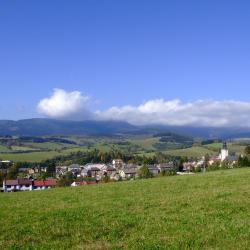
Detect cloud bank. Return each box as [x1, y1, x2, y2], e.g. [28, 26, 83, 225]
[37, 89, 250, 127]
[37, 89, 92, 120]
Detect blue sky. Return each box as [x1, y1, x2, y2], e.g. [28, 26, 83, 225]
[1, 0, 250, 125]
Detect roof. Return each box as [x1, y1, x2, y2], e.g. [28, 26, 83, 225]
[33, 180, 44, 187]
[148, 166, 159, 170]
[124, 164, 138, 169]
[33, 179, 57, 187]
[68, 164, 81, 169]
[90, 167, 101, 171]
[5, 179, 32, 186]
[105, 166, 116, 171]
[226, 155, 238, 161]
[157, 163, 174, 169]
[18, 179, 32, 185]
[123, 169, 137, 174]
[5, 180, 18, 186]
[84, 163, 107, 170]
[44, 179, 57, 186]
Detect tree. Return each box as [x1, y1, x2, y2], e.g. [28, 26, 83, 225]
[245, 145, 250, 155]
[160, 169, 177, 176]
[238, 155, 250, 167]
[138, 166, 153, 179]
[57, 172, 74, 187]
[6, 164, 19, 179]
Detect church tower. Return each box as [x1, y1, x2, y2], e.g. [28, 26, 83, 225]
[220, 142, 229, 161]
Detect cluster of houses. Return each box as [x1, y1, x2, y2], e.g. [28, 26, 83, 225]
[182, 142, 238, 171]
[1, 142, 239, 192]
[56, 159, 176, 184]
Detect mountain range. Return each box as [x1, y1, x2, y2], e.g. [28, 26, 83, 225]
[0, 118, 250, 139]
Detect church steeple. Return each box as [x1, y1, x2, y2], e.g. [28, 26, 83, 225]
[220, 141, 229, 161]
[222, 141, 228, 150]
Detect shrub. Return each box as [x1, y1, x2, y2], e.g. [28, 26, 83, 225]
[138, 166, 153, 179]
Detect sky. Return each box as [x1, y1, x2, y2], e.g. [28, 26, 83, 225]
[1, 0, 250, 126]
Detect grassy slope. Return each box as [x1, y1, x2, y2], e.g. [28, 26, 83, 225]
[166, 146, 214, 157]
[0, 147, 88, 162]
[0, 138, 246, 162]
[0, 168, 249, 249]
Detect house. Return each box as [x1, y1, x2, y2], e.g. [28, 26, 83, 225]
[119, 168, 137, 179]
[28, 168, 36, 175]
[147, 165, 160, 176]
[82, 163, 108, 178]
[33, 179, 57, 190]
[182, 162, 193, 172]
[226, 155, 238, 164]
[3, 178, 57, 192]
[110, 172, 121, 181]
[112, 159, 124, 170]
[208, 156, 221, 166]
[3, 179, 33, 192]
[55, 166, 68, 177]
[102, 165, 117, 176]
[68, 164, 84, 177]
[157, 162, 175, 172]
[19, 167, 28, 173]
[81, 164, 103, 178]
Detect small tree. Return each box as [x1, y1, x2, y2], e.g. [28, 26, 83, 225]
[245, 145, 250, 155]
[138, 166, 153, 179]
[161, 169, 176, 176]
[57, 172, 74, 187]
[7, 164, 19, 179]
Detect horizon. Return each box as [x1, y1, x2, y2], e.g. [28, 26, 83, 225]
[1, 1, 250, 127]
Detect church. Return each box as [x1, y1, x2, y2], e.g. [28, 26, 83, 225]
[219, 142, 229, 161]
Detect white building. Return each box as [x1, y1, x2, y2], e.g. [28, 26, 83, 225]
[112, 159, 124, 170]
[3, 179, 33, 192]
[219, 142, 229, 161]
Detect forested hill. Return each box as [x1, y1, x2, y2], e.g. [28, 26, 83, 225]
[0, 118, 250, 139]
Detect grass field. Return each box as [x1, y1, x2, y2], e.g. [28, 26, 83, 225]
[0, 147, 88, 162]
[166, 146, 215, 157]
[0, 136, 247, 162]
[0, 168, 249, 249]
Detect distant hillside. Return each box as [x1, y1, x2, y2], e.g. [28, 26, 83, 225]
[0, 119, 138, 136]
[0, 118, 250, 139]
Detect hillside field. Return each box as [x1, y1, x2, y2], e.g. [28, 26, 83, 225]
[0, 168, 249, 249]
[0, 135, 247, 162]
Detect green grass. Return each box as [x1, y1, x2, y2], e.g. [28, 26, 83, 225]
[0, 144, 11, 153]
[23, 142, 78, 150]
[0, 168, 249, 249]
[132, 137, 160, 150]
[166, 146, 215, 157]
[10, 145, 38, 151]
[203, 142, 246, 155]
[0, 138, 246, 162]
[0, 147, 88, 162]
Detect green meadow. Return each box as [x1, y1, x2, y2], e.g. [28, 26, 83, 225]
[0, 135, 246, 162]
[0, 168, 249, 249]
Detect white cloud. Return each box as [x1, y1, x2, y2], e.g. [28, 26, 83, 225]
[96, 99, 250, 127]
[37, 89, 92, 119]
[37, 89, 250, 127]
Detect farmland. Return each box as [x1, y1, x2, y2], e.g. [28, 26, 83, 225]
[0, 168, 249, 249]
[0, 135, 247, 162]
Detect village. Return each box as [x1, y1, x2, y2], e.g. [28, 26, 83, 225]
[1, 142, 241, 192]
